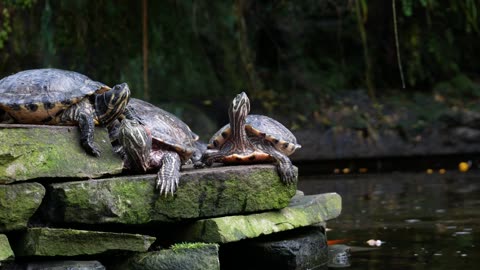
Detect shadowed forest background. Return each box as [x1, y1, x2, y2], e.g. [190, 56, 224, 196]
[1, 0, 480, 146]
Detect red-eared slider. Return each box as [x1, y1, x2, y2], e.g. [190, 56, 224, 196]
[113, 98, 199, 195]
[0, 68, 131, 157]
[200, 92, 301, 184]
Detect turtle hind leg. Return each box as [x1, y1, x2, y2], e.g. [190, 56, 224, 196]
[157, 151, 182, 196]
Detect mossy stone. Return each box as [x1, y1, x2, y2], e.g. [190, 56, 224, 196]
[47, 164, 297, 224]
[0, 234, 14, 261]
[178, 193, 342, 243]
[11, 227, 156, 257]
[0, 124, 123, 183]
[0, 182, 45, 232]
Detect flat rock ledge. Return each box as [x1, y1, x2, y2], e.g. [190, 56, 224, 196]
[11, 227, 156, 257]
[177, 192, 341, 243]
[0, 234, 14, 262]
[0, 182, 45, 232]
[46, 164, 297, 224]
[0, 124, 123, 183]
[113, 243, 220, 270]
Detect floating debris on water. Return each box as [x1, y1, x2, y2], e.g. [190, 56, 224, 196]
[405, 219, 421, 223]
[366, 239, 384, 246]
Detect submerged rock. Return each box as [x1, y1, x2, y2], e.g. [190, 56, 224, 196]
[0, 124, 123, 184]
[11, 227, 156, 257]
[0, 182, 45, 232]
[46, 164, 297, 224]
[177, 192, 341, 243]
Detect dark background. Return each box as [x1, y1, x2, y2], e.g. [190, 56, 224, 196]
[1, 0, 479, 144]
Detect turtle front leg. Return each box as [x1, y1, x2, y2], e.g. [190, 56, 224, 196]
[157, 151, 182, 196]
[62, 98, 100, 157]
[78, 113, 101, 157]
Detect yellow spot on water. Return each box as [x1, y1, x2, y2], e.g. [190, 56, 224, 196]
[359, 168, 368, 173]
[426, 169, 433, 174]
[439, 168, 446, 174]
[458, 162, 469, 172]
[342, 168, 350, 174]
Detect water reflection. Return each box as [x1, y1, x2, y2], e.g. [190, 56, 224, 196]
[298, 169, 480, 270]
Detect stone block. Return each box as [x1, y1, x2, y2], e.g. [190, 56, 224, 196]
[0, 182, 45, 232]
[11, 227, 155, 257]
[46, 164, 297, 224]
[178, 192, 341, 243]
[0, 124, 123, 184]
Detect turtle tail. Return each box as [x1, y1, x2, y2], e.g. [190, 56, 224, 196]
[157, 151, 182, 196]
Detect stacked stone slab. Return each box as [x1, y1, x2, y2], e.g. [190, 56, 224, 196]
[0, 124, 342, 269]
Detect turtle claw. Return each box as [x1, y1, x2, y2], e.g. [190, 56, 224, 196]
[156, 175, 179, 197]
[83, 141, 101, 157]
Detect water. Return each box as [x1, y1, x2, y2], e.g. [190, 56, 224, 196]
[297, 168, 480, 270]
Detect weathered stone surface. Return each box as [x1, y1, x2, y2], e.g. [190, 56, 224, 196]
[2, 261, 106, 270]
[11, 227, 155, 257]
[220, 226, 328, 270]
[0, 234, 14, 261]
[0, 182, 45, 232]
[0, 124, 123, 184]
[46, 164, 297, 224]
[114, 243, 219, 270]
[178, 192, 341, 243]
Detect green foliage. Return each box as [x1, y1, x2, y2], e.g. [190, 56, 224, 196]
[0, 0, 478, 129]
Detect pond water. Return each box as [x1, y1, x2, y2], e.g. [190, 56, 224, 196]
[297, 166, 480, 270]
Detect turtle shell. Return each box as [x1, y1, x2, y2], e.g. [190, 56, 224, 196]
[208, 114, 301, 156]
[0, 68, 109, 124]
[127, 98, 198, 161]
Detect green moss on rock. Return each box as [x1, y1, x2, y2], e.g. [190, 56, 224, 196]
[178, 193, 342, 243]
[114, 243, 220, 270]
[0, 124, 123, 183]
[47, 164, 297, 224]
[11, 227, 156, 257]
[0, 182, 45, 232]
[0, 234, 14, 261]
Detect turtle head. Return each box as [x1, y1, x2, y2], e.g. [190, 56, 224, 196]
[119, 119, 152, 172]
[228, 92, 250, 125]
[95, 83, 131, 125]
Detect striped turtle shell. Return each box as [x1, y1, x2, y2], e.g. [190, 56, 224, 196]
[208, 114, 301, 156]
[0, 68, 109, 124]
[127, 98, 198, 162]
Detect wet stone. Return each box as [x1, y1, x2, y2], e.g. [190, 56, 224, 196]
[46, 164, 297, 224]
[11, 227, 156, 257]
[0, 182, 45, 232]
[177, 192, 342, 243]
[0, 124, 123, 184]
[220, 226, 328, 270]
[112, 243, 220, 270]
[1, 260, 106, 270]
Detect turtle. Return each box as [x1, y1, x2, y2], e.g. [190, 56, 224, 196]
[0, 68, 131, 157]
[112, 98, 199, 195]
[199, 92, 301, 184]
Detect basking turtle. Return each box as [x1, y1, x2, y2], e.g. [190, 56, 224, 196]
[113, 98, 199, 195]
[0, 68, 131, 157]
[199, 92, 301, 184]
